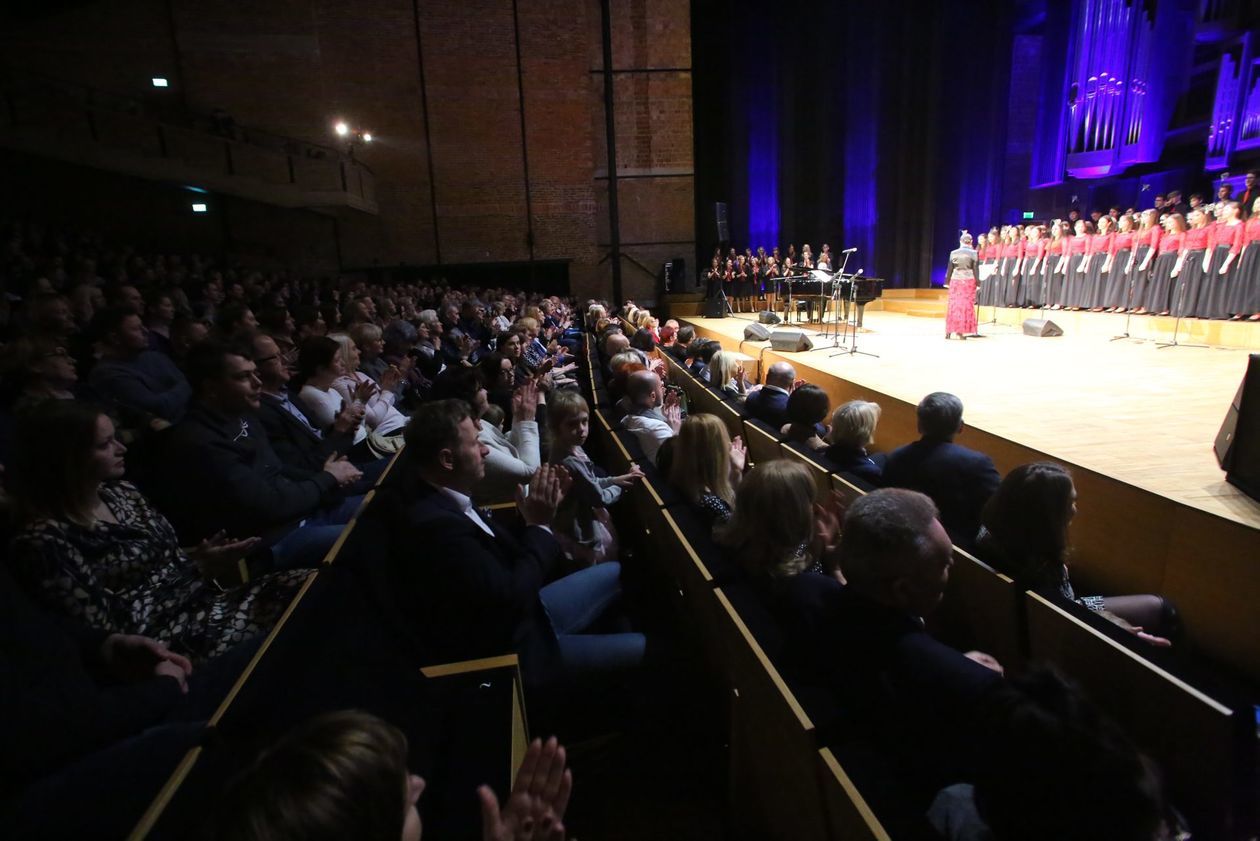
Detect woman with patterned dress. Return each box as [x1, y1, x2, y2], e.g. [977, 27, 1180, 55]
[8, 401, 307, 664]
[1100, 214, 1136, 311]
[1127, 210, 1161, 314]
[1144, 214, 1186, 315]
[1228, 199, 1260, 320]
[944, 232, 980, 339]
[1201, 202, 1244, 319]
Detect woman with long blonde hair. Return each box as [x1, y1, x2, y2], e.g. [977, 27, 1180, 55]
[669, 413, 746, 527]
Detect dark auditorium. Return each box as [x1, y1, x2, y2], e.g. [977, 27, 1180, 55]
[4, 0, 1260, 838]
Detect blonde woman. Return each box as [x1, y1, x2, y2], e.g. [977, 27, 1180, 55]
[669, 413, 747, 528]
[328, 333, 408, 437]
[717, 460, 844, 585]
[708, 350, 749, 400]
[823, 400, 884, 486]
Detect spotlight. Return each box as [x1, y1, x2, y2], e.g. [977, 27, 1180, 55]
[151, 77, 169, 88]
[334, 122, 349, 137]
[191, 203, 208, 213]
[363, 132, 373, 143]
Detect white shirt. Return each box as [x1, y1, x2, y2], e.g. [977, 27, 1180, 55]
[436, 485, 495, 537]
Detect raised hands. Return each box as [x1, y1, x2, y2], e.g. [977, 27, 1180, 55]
[353, 378, 378, 403]
[729, 434, 747, 474]
[810, 490, 847, 570]
[333, 402, 366, 435]
[380, 365, 404, 392]
[512, 379, 541, 422]
[478, 737, 572, 841]
[517, 464, 566, 527]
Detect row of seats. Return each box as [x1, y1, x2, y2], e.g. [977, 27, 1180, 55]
[599, 324, 1253, 840]
[128, 449, 532, 841]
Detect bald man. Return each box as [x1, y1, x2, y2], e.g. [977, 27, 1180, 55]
[618, 370, 682, 464]
[744, 361, 796, 428]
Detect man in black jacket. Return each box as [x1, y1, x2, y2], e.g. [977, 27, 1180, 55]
[248, 333, 386, 491]
[156, 340, 364, 569]
[358, 399, 645, 695]
[881, 392, 1000, 551]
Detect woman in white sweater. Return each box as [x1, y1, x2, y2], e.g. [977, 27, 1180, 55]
[327, 333, 407, 437]
[476, 380, 542, 505]
[296, 336, 368, 445]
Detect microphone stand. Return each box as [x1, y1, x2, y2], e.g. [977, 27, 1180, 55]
[1156, 265, 1207, 350]
[830, 268, 879, 359]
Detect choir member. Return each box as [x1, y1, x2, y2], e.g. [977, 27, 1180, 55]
[1128, 210, 1161, 314]
[1201, 201, 1243, 319]
[1017, 226, 1047, 308]
[1144, 214, 1186, 315]
[1083, 215, 1115, 311]
[1056, 219, 1093, 309]
[1100, 213, 1136, 312]
[1230, 198, 1260, 320]
[705, 256, 722, 299]
[1042, 221, 1069, 308]
[1171, 210, 1212, 318]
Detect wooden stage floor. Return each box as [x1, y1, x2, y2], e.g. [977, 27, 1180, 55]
[681, 310, 1260, 532]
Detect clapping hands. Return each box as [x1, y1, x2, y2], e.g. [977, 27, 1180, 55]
[186, 529, 263, 579]
[478, 737, 572, 841]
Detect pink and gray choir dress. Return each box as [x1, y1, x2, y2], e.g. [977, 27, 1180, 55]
[1128, 225, 1161, 310]
[1042, 236, 1066, 306]
[1229, 217, 1260, 317]
[1100, 229, 1136, 309]
[945, 246, 980, 335]
[1172, 225, 1212, 317]
[1081, 230, 1114, 309]
[1200, 221, 1244, 319]
[1144, 230, 1184, 314]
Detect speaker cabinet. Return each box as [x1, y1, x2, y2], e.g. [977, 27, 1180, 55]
[757, 310, 782, 325]
[743, 323, 771, 341]
[770, 329, 814, 352]
[715, 202, 729, 243]
[1022, 318, 1063, 337]
[703, 297, 725, 318]
[1217, 353, 1260, 503]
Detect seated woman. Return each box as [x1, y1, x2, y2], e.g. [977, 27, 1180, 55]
[707, 350, 749, 401]
[548, 390, 642, 564]
[822, 399, 885, 487]
[1, 336, 81, 413]
[7, 401, 307, 663]
[669, 413, 746, 529]
[976, 462, 1176, 646]
[215, 710, 572, 841]
[297, 337, 406, 453]
[329, 333, 408, 437]
[781, 384, 830, 451]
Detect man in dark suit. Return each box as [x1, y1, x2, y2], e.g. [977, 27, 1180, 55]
[881, 392, 1000, 551]
[1239, 171, 1258, 218]
[743, 361, 796, 429]
[359, 399, 646, 695]
[155, 340, 364, 568]
[786, 489, 1003, 810]
[248, 332, 386, 490]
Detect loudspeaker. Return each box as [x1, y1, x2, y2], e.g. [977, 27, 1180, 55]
[1022, 318, 1063, 337]
[757, 310, 782, 325]
[703, 297, 725, 318]
[1217, 353, 1260, 502]
[715, 202, 729, 243]
[770, 329, 814, 352]
[743, 323, 771, 341]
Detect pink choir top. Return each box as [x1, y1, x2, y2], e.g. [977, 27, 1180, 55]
[1024, 239, 1046, 264]
[1245, 217, 1260, 245]
[1089, 232, 1114, 256]
[984, 244, 1000, 260]
[1143, 226, 1162, 251]
[1048, 237, 1067, 257]
[1182, 226, 1212, 251]
[1110, 231, 1136, 254]
[1067, 234, 1091, 256]
[1157, 231, 1184, 255]
[1215, 221, 1245, 255]
[1001, 242, 1021, 259]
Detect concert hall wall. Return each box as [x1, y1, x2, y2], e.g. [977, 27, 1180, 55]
[1, 0, 696, 303]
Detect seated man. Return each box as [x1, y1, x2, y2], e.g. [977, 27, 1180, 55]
[156, 340, 364, 570]
[743, 361, 796, 429]
[880, 392, 1000, 550]
[249, 332, 387, 489]
[618, 370, 682, 465]
[87, 306, 192, 427]
[359, 399, 645, 695]
[666, 325, 695, 363]
[687, 339, 720, 382]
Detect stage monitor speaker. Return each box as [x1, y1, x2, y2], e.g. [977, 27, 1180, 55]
[757, 310, 782, 325]
[770, 329, 814, 352]
[743, 323, 771, 341]
[1216, 353, 1260, 502]
[703, 297, 725, 318]
[1023, 318, 1063, 337]
[715, 202, 729, 243]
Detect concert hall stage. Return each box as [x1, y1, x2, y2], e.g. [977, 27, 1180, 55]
[680, 308, 1259, 530]
[678, 305, 1260, 677]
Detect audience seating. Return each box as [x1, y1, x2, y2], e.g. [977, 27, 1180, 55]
[599, 332, 1254, 839]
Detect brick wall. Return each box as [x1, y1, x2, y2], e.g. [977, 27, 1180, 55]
[1, 0, 693, 301]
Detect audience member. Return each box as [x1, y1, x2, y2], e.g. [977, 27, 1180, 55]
[929, 666, 1172, 841]
[687, 339, 720, 381]
[744, 361, 796, 429]
[156, 340, 363, 568]
[823, 399, 885, 487]
[1, 335, 80, 413]
[7, 401, 305, 662]
[477, 378, 543, 505]
[669, 413, 746, 528]
[782, 383, 829, 450]
[708, 350, 748, 400]
[666, 325, 695, 363]
[329, 333, 407, 440]
[618, 370, 682, 464]
[881, 392, 999, 551]
[976, 462, 1175, 645]
[88, 305, 192, 427]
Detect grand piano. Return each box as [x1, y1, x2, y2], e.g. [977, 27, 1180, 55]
[776, 272, 885, 326]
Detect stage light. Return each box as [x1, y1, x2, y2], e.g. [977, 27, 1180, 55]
[363, 132, 373, 143]
[191, 203, 207, 213]
[152, 77, 169, 88]
[334, 122, 349, 137]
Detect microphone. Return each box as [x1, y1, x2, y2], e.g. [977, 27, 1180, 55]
[841, 247, 858, 254]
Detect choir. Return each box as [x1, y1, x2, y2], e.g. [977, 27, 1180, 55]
[703, 243, 837, 314]
[973, 202, 1260, 321]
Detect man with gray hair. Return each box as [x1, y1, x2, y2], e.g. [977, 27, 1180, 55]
[744, 361, 797, 429]
[881, 391, 1000, 551]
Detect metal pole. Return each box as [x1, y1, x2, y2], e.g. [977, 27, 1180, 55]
[599, 0, 623, 305]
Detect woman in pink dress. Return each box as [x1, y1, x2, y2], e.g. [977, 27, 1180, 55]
[944, 232, 980, 339]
